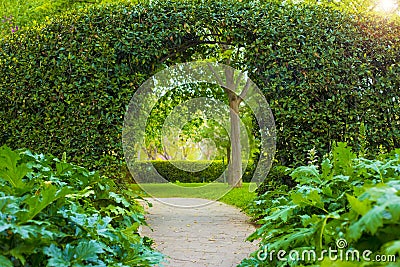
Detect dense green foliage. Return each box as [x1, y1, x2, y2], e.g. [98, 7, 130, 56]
[0, 0, 399, 178]
[0, 146, 163, 266]
[255, 165, 296, 197]
[241, 143, 400, 266]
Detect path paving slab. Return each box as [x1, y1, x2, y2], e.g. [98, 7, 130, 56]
[140, 198, 258, 267]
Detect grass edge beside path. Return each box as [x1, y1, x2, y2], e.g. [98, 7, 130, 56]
[130, 182, 257, 213]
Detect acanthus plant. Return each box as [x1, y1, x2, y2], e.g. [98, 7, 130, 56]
[242, 142, 400, 267]
[0, 145, 163, 267]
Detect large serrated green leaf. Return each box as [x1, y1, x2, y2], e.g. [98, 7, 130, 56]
[291, 165, 322, 184]
[348, 205, 385, 240]
[0, 146, 29, 189]
[20, 185, 72, 222]
[268, 227, 316, 251]
[121, 223, 141, 243]
[383, 240, 400, 255]
[291, 188, 324, 210]
[109, 192, 131, 207]
[8, 243, 38, 266]
[321, 158, 333, 180]
[44, 244, 70, 267]
[0, 255, 13, 267]
[45, 241, 105, 266]
[262, 205, 297, 223]
[73, 240, 104, 262]
[300, 214, 324, 227]
[347, 194, 370, 216]
[332, 142, 356, 177]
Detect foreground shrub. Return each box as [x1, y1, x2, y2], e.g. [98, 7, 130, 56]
[0, 145, 163, 266]
[242, 142, 400, 266]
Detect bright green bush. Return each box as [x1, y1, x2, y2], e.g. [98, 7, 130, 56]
[0, 145, 163, 266]
[242, 143, 400, 266]
[0, 0, 132, 35]
[0, 0, 399, 179]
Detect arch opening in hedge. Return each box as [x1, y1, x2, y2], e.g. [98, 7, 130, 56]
[0, 0, 399, 180]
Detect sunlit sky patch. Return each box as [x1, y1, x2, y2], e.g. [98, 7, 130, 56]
[375, 0, 399, 13]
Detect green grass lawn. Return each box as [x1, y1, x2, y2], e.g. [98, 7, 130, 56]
[130, 182, 257, 212]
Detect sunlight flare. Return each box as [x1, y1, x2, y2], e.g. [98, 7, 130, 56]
[375, 0, 399, 13]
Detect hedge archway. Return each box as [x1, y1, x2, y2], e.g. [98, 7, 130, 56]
[1, 0, 399, 178]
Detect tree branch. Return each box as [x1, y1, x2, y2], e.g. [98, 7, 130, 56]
[238, 77, 251, 103]
[234, 71, 243, 92]
[207, 62, 226, 89]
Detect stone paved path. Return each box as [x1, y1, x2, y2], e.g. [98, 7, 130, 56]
[140, 198, 258, 267]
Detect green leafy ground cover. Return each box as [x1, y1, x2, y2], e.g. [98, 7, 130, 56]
[0, 146, 163, 266]
[241, 143, 400, 266]
[130, 182, 256, 211]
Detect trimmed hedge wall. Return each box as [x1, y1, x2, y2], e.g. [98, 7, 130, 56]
[0, 0, 399, 179]
[134, 160, 255, 183]
[255, 165, 296, 196]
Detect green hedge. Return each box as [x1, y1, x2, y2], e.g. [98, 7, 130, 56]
[255, 165, 296, 196]
[0, 0, 136, 35]
[133, 160, 255, 183]
[0, 0, 399, 180]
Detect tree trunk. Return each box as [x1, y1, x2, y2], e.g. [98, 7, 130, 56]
[226, 146, 231, 164]
[208, 55, 248, 188]
[228, 92, 242, 187]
